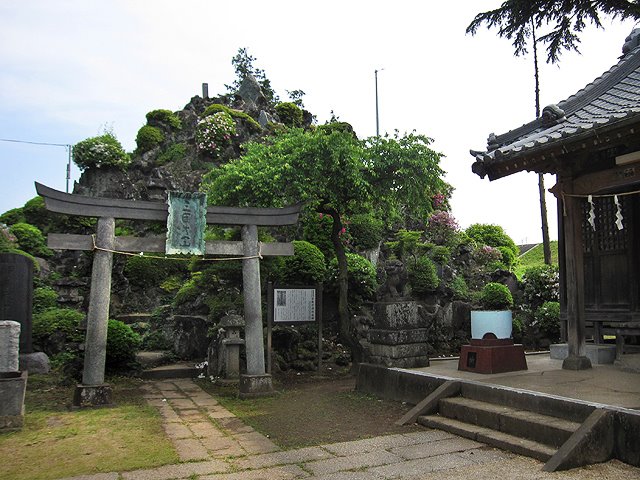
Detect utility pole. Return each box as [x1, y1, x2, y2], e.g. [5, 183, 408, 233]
[66, 145, 72, 193]
[532, 21, 553, 265]
[375, 69, 383, 136]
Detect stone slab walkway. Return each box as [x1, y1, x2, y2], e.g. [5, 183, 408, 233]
[60, 379, 638, 480]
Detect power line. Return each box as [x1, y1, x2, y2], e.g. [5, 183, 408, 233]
[0, 137, 70, 148]
[0, 138, 74, 193]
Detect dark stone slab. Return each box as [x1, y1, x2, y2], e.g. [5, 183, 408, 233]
[368, 355, 431, 368]
[239, 374, 274, 399]
[73, 383, 113, 408]
[369, 343, 430, 359]
[0, 254, 33, 353]
[368, 328, 430, 345]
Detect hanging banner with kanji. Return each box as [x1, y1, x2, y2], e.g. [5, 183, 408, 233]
[166, 191, 207, 255]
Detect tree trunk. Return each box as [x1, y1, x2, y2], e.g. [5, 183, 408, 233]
[539, 174, 553, 264]
[327, 209, 363, 363]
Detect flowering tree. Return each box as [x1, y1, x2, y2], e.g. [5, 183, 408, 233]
[195, 112, 236, 158]
[73, 132, 130, 171]
[201, 125, 451, 357]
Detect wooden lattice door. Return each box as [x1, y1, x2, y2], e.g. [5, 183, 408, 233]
[582, 195, 637, 312]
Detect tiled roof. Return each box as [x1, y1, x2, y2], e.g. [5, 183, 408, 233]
[471, 30, 640, 180]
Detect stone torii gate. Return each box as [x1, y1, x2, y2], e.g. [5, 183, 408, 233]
[36, 183, 301, 405]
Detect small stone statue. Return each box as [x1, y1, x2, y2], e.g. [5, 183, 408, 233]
[380, 259, 408, 300]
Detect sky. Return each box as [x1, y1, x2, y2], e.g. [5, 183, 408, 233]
[1, 1, 638, 244]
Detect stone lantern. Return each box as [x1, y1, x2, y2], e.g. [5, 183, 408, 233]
[207, 314, 245, 383]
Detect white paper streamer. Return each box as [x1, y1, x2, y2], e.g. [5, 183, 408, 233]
[587, 195, 596, 231]
[614, 195, 624, 230]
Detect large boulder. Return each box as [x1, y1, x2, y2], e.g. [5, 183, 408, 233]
[172, 315, 209, 359]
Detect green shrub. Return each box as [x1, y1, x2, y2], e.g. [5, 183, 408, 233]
[408, 256, 439, 296]
[498, 245, 517, 269]
[478, 282, 513, 310]
[465, 223, 518, 260]
[73, 132, 130, 170]
[392, 230, 422, 258]
[521, 265, 559, 309]
[135, 125, 164, 153]
[277, 240, 326, 285]
[33, 286, 58, 313]
[9, 222, 52, 257]
[532, 301, 561, 341]
[106, 319, 142, 369]
[146, 109, 182, 130]
[275, 102, 303, 127]
[430, 245, 451, 264]
[448, 275, 469, 301]
[301, 213, 335, 261]
[32, 308, 85, 355]
[157, 143, 186, 166]
[173, 274, 200, 306]
[317, 122, 357, 138]
[205, 291, 243, 321]
[0, 207, 25, 226]
[348, 214, 384, 251]
[22, 196, 50, 231]
[141, 330, 172, 351]
[328, 253, 377, 304]
[124, 254, 188, 287]
[160, 275, 183, 293]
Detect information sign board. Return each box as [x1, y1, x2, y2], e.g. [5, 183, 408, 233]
[273, 288, 316, 323]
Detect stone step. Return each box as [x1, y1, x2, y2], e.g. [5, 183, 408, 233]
[116, 313, 153, 324]
[438, 397, 580, 448]
[136, 350, 172, 369]
[141, 361, 200, 380]
[418, 414, 557, 462]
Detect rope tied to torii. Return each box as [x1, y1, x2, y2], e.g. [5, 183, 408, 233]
[90, 234, 264, 261]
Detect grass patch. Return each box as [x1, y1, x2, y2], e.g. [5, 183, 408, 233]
[196, 374, 419, 449]
[0, 374, 178, 480]
[515, 241, 559, 279]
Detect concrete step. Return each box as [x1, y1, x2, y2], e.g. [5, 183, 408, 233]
[438, 397, 580, 448]
[418, 414, 557, 462]
[458, 382, 594, 423]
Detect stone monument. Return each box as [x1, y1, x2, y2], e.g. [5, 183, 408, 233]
[0, 253, 33, 353]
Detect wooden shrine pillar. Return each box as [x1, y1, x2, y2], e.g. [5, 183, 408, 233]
[561, 181, 592, 370]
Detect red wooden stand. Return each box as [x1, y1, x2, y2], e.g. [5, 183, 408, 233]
[458, 338, 527, 374]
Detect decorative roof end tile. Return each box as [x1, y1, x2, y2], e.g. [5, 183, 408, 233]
[487, 132, 499, 151]
[541, 104, 566, 128]
[622, 28, 640, 56]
